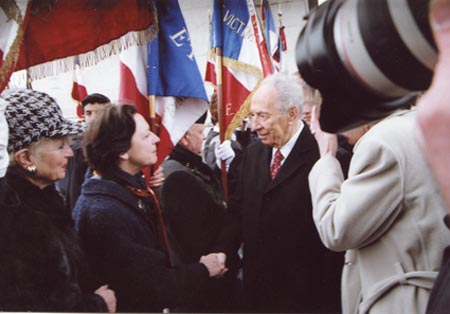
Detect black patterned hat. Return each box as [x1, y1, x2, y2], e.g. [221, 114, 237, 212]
[2, 89, 85, 153]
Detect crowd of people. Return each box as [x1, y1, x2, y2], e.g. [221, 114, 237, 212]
[1, 1, 450, 313]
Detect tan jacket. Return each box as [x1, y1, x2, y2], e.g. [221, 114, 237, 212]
[309, 110, 450, 314]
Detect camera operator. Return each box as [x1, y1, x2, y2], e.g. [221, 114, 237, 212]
[306, 0, 450, 298]
[309, 97, 449, 313]
[416, 0, 450, 313]
[297, 0, 450, 312]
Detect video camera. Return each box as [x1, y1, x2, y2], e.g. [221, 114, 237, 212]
[296, 0, 436, 133]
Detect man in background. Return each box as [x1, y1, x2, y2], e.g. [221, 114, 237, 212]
[57, 93, 110, 211]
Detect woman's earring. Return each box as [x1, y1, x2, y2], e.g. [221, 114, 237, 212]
[26, 164, 37, 175]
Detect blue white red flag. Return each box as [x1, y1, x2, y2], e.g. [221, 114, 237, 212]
[273, 16, 288, 73]
[205, 0, 272, 138]
[147, 0, 209, 163]
[119, 0, 208, 167]
[261, 0, 278, 71]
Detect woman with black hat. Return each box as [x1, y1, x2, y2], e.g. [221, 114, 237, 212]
[0, 89, 116, 312]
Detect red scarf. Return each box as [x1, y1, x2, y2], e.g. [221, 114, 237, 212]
[127, 185, 173, 267]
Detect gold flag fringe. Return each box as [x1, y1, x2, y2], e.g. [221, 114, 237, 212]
[225, 79, 263, 140]
[206, 49, 265, 139]
[0, 1, 26, 90]
[222, 56, 263, 78]
[207, 49, 264, 78]
[27, 27, 157, 81]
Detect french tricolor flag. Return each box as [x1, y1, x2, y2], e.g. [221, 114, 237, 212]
[261, 0, 278, 71]
[205, 0, 272, 137]
[119, 0, 208, 168]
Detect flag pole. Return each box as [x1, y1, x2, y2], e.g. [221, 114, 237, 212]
[148, 95, 157, 177]
[216, 46, 228, 203]
[213, 0, 228, 202]
[148, 95, 156, 133]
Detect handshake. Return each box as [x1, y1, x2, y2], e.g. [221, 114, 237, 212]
[199, 252, 228, 278]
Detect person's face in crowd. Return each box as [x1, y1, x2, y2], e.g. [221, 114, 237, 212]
[84, 103, 105, 126]
[183, 123, 206, 155]
[24, 137, 74, 188]
[301, 89, 315, 126]
[250, 83, 293, 148]
[121, 113, 160, 175]
[341, 125, 370, 145]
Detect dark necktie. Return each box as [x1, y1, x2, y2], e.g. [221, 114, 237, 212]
[270, 149, 284, 179]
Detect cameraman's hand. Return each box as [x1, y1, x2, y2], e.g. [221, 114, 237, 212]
[199, 253, 228, 277]
[310, 105, 338, 158]
[416, 0, 450, 209]
[215, 140, 235, 171]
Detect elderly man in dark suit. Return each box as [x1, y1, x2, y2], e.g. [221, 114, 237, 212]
[215, 72, 342, 313]
[160, 113, 241, 312]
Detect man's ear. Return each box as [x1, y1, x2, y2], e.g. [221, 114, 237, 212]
[288, 106, 298, 122]
[180, 132, 190, 147]
[14, 148, 33, 169]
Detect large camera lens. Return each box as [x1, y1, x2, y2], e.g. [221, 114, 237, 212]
[296, 0, 436, 132]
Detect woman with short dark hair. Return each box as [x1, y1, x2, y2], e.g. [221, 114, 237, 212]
[74, 104, 227, 312]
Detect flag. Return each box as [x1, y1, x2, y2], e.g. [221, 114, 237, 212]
[119, 0, 208, 168]
[71, 56, 88, 119]
[205, 0, 272, 139]
[147, 0, 209, 165]
[119, 44, 150, 125]
[16, 0, 156, 80]
[273, 14, 288, 73]
[261, 0, 278, 71]
[0, 1, 30, 93]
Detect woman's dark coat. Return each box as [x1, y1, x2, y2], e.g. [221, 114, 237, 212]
[0, 171, 106, 312]
[73, 170, 209, 312]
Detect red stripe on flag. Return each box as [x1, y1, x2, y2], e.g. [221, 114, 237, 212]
[119, 57, 174, 169]
[71, 81, 87, 118]
[280, 26, 287, 51]
[250, 14, 273, 77]
[206, 60, 252, 133]
[155, 120, 173, 169]
[118, 61, 150, 120]
[222, 66, 251, 131]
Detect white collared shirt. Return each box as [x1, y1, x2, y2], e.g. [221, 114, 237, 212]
[271, 121, 304, 167]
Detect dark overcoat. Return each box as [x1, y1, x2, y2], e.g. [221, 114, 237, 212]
[73, 174, 209, 312]
[216, 126, 343, 313]
[427, 244, 450, 314]
[160, 145, 242, 312]
[161, 144, 226, 264]
[0, 172, 106, 312]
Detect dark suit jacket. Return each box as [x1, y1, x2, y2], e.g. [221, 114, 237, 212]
[216, 125, 343, 313]
[426, 245, 450, 314]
